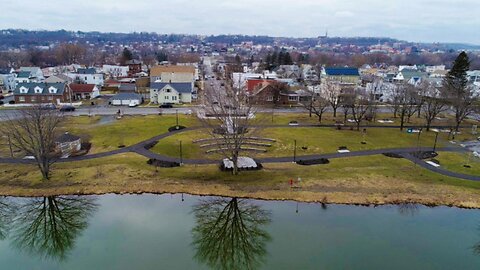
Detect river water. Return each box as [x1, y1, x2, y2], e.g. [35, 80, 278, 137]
[0, 194, 479, 270]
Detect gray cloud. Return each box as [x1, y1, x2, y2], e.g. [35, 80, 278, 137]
[0, 0, 479, 44]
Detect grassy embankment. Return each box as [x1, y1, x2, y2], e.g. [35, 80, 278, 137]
[1, 152, 480, 208]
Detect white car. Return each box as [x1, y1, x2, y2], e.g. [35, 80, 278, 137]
[128, 102, 138, 107]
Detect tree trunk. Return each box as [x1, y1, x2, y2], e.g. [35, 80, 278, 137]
[333, 107, 337, 118]
[425, 119, 432, 131]
[232, 153, 239, 175]
[454, 120, 461, 132]
[400, 113, 405, 131]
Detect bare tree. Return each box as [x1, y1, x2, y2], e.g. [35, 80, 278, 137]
[342, 88, 373, 130]
[421, 82, 447, 131]
[323, 81, 342, 118]
[0, 106, 63, 180]
[393, 83, 419, 130]
[301, 91, 329, 122]
[198, 79, 259, 175]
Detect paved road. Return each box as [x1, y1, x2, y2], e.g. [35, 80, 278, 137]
[1, 125, 479, 181]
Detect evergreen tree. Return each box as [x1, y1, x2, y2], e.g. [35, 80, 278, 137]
[442, 51, 476, 131]
[156, 51, 168, 62]
[122, 48, 133, 61]
[284, 52, 293, 65]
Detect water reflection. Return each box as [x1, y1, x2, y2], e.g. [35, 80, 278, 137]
[397, 203, 420, 216]
[10, 196, 98, 261]
[0, 197, 15, 240]
[191, 197, 272, 270]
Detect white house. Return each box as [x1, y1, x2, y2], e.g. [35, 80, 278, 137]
[67, 68, 104, 86]
[103, 65, 129, 78]
[0, 69, 16, 93]
[19, 67, 44, 82]
[150, 82, 193, 104]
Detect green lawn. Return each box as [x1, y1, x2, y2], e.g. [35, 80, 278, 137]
[255, 112, 479, 127]
[62, 115, 198, 153]
[151, 126, 458, 159]
[434, 152, 480, 176]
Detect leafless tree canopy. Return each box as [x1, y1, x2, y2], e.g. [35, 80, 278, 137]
[301, 90, 329, 123]
[198, 78, 261, 175]
[420, 82, 447, 131]
[0, 106, 63, 179]
[344, 88, 374, 130]
[191, 198, 271, 270]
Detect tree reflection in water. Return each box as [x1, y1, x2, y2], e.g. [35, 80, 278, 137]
[0, 197, 15, 240]
[192, 197, 272, 270]
[397, 203, 419, 217]
[11, 196, 97, 261]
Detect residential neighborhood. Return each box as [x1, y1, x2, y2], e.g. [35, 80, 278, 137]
[0, 1, 479, 268]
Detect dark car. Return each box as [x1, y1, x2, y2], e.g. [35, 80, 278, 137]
[159, 103, 173, 108]
[60, 105, 76, 112]
[40, 104, 57, 110]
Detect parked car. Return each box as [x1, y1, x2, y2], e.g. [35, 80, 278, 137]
[40, 104, 56, 110]
[128, 102, 138, 107]
[159, 103, 173, 108]
[60, 105, 76, 112]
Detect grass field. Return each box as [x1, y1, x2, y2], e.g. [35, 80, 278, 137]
[150, 126, 472, 159]
[1, 153, 480, 207]
[61, 115, 198, 153]
[434, 152, 480, 176]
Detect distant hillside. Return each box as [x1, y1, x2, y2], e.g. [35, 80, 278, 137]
[0, 29, 479, 51]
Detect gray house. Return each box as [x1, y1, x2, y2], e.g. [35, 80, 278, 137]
[150, 82, 193, 104]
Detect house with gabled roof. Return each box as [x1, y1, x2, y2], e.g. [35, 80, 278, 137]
[14, 82, 70, 104]
[70, 84, 100, 100]
[19, 67, 44, 82]
[150, 82, 193, 104]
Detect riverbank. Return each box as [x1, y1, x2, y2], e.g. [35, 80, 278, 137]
[1, 153, 479, 208]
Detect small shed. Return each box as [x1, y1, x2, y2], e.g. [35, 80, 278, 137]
[56, 132, 81, 156]
[109, 92, 143, 106]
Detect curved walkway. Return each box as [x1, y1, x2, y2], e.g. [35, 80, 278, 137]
[0, 124, 479, 181]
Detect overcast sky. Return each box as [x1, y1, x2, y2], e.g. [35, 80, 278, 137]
[1, 0, 479, 44]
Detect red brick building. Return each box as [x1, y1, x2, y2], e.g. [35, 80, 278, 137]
[14, 83, 70, 104]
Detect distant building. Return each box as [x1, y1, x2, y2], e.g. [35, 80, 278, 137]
[103, 65, 129, 78]
[126, 59, 142, 76]
[19, 67, 44, 82]
[14, 82, 70, 104]
[321, 67, 360, 85]
[68, 68, 104, 86]
[0, 69, 16, 93]
[149, 65, 195, 83]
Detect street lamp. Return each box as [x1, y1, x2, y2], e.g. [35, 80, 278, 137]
[179, 140, 183, 165]
[293, 139, 297, 163]
[433, 130, 439, 152]
[176, 109, 179, 128]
